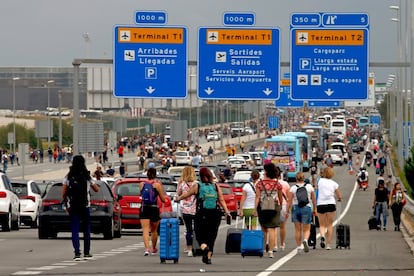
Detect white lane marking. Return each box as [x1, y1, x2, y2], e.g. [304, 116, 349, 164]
[27, 266, 65, 270]
[12, 272, 41, 275]
[257, 170, 358, 276]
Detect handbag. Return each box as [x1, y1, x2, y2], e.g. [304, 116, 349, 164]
[402, 198, 407, 206]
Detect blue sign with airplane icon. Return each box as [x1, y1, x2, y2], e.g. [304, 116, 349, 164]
[268, 116, 279, 129]
[290, 12, 369, 101]
[198, 27, 280, 100]
[369, 115, 381, 125]
[113, 25, 187, 98]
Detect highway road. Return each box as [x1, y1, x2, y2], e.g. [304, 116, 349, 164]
[2, 139, 414, 275]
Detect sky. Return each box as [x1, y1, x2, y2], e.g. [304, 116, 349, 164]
[0, 0, 403, 82]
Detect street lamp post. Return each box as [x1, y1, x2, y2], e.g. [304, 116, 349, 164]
[12, 77, 20, 154]
[47, 80, 54, 150]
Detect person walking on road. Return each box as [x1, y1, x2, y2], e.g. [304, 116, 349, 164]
[254, 163, 284, 258]
[389, 182, 406, 231]
[274, 166, 290, 252]
[287, 172, 317, 254]
[239, 169, 260, 230]
[316, 167, 342, 250]
[176, 167, 231, 265]
[176, 166, 197, 256]
[373, 179, 389, 231]
[140, 168, 166, 256]
[62, 155, 100, 260]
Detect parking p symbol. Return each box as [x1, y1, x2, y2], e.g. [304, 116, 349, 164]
[145, 67, 157, 79]
[299, 58, 311, 70]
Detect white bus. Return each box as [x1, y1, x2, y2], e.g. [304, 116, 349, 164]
[329, 119, 347, 136]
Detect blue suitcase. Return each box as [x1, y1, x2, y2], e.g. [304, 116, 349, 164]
[240, 229, 264, 257]
[159, 218, 180, 263]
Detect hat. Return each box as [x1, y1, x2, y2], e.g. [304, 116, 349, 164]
[147, 162, 155, 169]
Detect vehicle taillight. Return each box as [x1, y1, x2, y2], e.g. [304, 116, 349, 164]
[21, 195, 36, 202]
[91, 200, 109, 207]
[0, 191, 7, 198]
[42, 199, 61, 206]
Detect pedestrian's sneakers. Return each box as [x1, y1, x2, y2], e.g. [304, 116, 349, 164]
[73, 254, 82, 261]
[187, 251, 193, 257]
[268, 252, 274, 258]
[302, 240, 309, 253]
[83, 253, 93, 259]
[151, 248, 158, 255]
[144, 249, 150, 256]
[272, 247, 278, 252]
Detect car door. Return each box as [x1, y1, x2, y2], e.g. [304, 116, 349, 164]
[2, 175, 20, 219]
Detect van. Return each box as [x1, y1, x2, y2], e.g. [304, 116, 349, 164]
[330, 119, 347, 136]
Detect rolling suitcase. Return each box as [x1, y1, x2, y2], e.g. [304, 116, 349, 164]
[368, 216, 377, 230]
[335, 202, 351, 249]
[225, 216, 242, 254]
[159, 217, 180, 263]
[240, 217, 264, 257]
[308, 216, 317, 249]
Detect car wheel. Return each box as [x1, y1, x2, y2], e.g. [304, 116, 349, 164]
[11, 213, 20, 231]
[1, 211, 12, 232]
[31, 216, 39, 228]
[114, 219, 122, 238]
[103, 220, 114, 240]
[38, 225, 49, 239]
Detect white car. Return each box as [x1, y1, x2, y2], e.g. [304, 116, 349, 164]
[234, 153, 254, 166]
[325, 149, 344, 165]
[10, 179, 43, 228]
[226, 157, 248, 170]
[0, 172, 20, 231]
[174, 151, 193, 165]
[206, 131, 221, 142]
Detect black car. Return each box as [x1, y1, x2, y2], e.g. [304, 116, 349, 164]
[38, 180, 122, 240]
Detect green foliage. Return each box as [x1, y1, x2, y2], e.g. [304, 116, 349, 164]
[403, 146, 414, 197]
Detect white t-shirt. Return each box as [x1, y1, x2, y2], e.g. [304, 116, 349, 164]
[316, 178, 339, 205]
[289, 183, 314, 208]
[242, 182, 256, 209]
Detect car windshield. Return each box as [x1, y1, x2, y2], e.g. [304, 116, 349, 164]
[45, 182, 112, 201]
[116, 183, 141, 196]
[11, 182, 28, 198]
[220, 187, 232, 195]
[175, 152, 188, 157]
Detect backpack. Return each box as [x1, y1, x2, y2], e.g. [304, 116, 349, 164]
[360, 171, 366, 181]
[197, 182, 218, 210]
[296, 184, 309, 208]
[141, 182, 157, 205]
[380, 157, 386, 165]
[67, 176, 88, 212]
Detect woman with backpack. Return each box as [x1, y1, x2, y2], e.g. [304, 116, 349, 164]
[139, 167, 166, 256]
[286, 171, 317, 254]
[253, 163, 284, 258]
[389, 182, 406, 231]
[315, 167, 342, 250]
[62, 155, 100, 260]
[175, 167, 231, 265]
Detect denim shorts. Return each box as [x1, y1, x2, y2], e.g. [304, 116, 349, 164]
[291, 205, 312, 224]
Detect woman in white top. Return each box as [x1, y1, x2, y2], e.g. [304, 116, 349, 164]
[316, 167, 342, 250]
[176, 166, 197, 256]
[287, 172, 316, 254]
[238, 170, 260, 229]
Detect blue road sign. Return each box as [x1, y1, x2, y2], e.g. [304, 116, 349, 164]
[308, 101, 341, 107]
[275, 86, 304, 108]
[369, 115, 381, 125]
[135, 11, 167, 24]
[223, 12, 255, 26]
[268, 116, 279, 129]
[290, 13, 369, 101]
[198, 27, 280, 100]
[113, 26, 187, 98]
[291, 13, 321, 27]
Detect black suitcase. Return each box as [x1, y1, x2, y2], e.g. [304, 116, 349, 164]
[368, 216, 377, 230]
[336, 223, 351, 249]
[308, 217, 317, 249]
[225, 216, 242, 253]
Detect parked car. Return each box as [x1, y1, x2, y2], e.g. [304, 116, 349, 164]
[324, 149, 344, 165]
[38, 180, 122, 239]
[0, 172, 20, 231]
[10, 179, 42, 228]
[217, 183, 238, 219]
[226, 156, 248, 170]
[206, 131, 221, 142]
[249, 152, 263, 166]
[111, 177, 173, 230]
[224, 179, 250, 204]
[330, 142, 349, 164]
[174, 151, 193, 166]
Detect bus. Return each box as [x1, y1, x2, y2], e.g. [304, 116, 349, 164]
[358, 116, 370, 128]
[283, 131, 311, 172]
[264, 135, 302, 180]
[329, 119, 347, 136]
[302, 124, 327, 161]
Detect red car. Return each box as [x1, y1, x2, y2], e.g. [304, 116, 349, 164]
[217, 183, 238, 219]
[112, 177, 173, 230]
[224, 179, 251, 205]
